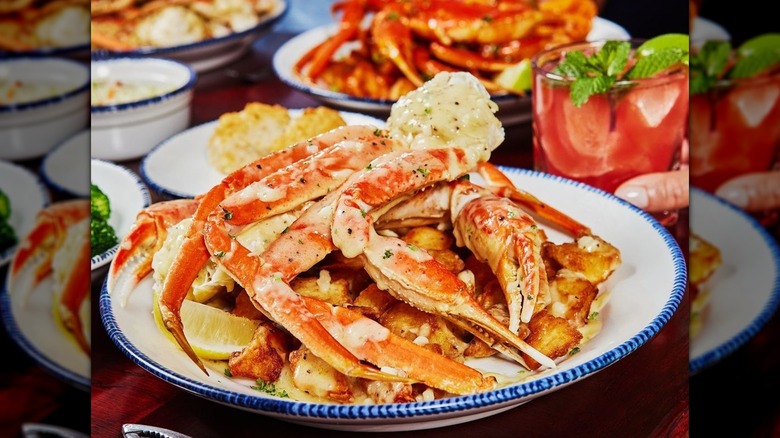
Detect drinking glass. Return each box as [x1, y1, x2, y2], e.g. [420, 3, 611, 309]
[689, 69, 780, 225]
[531, 40, 689, 226]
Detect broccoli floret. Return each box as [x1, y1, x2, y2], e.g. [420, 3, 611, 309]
[0, 189, 10, 222]
[91, 218, 118, 257]
[0, 220, 17, 253]
[91, 183, 111, 221]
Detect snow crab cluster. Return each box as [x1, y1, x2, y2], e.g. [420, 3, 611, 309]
[109, 72, 621, 403]
[293, 0, 597, 99]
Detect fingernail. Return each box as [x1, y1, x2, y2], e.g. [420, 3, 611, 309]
[615, 185, 649, 209]
[715, 187, 748, 208]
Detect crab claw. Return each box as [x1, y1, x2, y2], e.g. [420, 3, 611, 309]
[108, 199, 198, 307]
[361, 229, 556, 370]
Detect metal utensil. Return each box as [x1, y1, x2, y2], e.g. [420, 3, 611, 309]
[21, 423, 89, 438]
[121, 424, 193, 438]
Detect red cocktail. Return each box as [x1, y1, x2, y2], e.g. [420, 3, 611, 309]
[689, 72, 780, 193]
[532, 40, 689, 195]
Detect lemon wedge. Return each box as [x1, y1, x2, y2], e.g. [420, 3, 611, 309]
[494, 59, 532, 93]
[152, 292, 260, 360]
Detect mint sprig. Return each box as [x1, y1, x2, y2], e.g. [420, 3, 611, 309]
[553, 37, 688, 107]
[690, 33, 780, 94]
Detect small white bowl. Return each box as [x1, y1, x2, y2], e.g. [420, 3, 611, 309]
[0, 58, 89, 161]
[90, 57, 197, 161]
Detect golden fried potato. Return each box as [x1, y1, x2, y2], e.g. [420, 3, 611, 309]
[547, 271, 598, 327]
[379, 301, 469, 360]
[268, 106, 346, 152]
[206, 102, 291, 174]
[353, 284, 398, 319]
[542, 235, 621, 285]
[689, 233, 722, 286]
[402, 226, 454, 251]
[289, 346, 355, 404]
[402, 226, 465, 273]
[522, 310, 583, 370]
[228, 320, 294, 381]
[291, 273, 352, 305]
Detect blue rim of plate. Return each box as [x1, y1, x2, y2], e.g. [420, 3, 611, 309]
[0, 57, 89, 114]
[139, 119, 216, 200]
[39, 131, 89, 198]
[90, 0, 288, 59]
[0, 278, 89, 391]
[90, 57, 198, 113]
[0, 162, 51, 267]
[0, 43, 89, 59]
[100, 167, 686, 420]
[90, 159, 152, 271]
[688, 188, 780, 374]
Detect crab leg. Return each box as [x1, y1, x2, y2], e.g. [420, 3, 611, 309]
[450, 182, 550, 328]
[109, 199, 198, 306]
[293, 0, 366, 81]
[9, 200, 91, 354]
[57, 224, 91, 355]
[477, 163, 591, 237]
[154, 126, 396, 374]
[206, 185, 495, 394]
[332, 152, 556, 369]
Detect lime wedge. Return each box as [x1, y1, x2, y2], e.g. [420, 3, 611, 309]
[637, 33, 690, 64]
[494, 59, 532, 93]
[737, 33, 780, 57]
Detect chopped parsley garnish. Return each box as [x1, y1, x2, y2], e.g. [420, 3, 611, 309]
[251, 380, 288, 398]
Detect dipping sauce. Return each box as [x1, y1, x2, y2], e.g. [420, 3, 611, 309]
[91, 79, 177, 106]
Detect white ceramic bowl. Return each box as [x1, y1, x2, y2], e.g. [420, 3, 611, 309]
[90, 57, 197, 161]
[0, 58, 89, 161]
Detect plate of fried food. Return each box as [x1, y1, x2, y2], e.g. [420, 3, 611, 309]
[273, 0, 629, 125]
[102, 72, 685, 431]
[90, 0, 288, 72]
[689, 188, 780, 374]
[0, 0, 89, 56]
[141, 103, 386, 199]
[1, 198, 90, 391]
[0, 160, 50, 268]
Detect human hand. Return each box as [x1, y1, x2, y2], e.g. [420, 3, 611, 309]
[615, 167, 689, 212]
[714, 171, 780, 212]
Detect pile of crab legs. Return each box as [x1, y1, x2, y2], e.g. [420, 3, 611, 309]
[294, 0, 597, 98]
[109, 72, 611, 397]
[9, 199, 91, 356]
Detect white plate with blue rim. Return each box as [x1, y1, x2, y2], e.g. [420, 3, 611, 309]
[100, 166, 685, 432]
[0, 160, 50, 267]
[272, 17, 630, 126]
[90, 160, 151, 272]
[1, 233, 90, 391]
[689, 188, 780, 374]
[90, 0, 288, 73]
[40, 130, 90, 198]
[141, 109, 387, 199]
